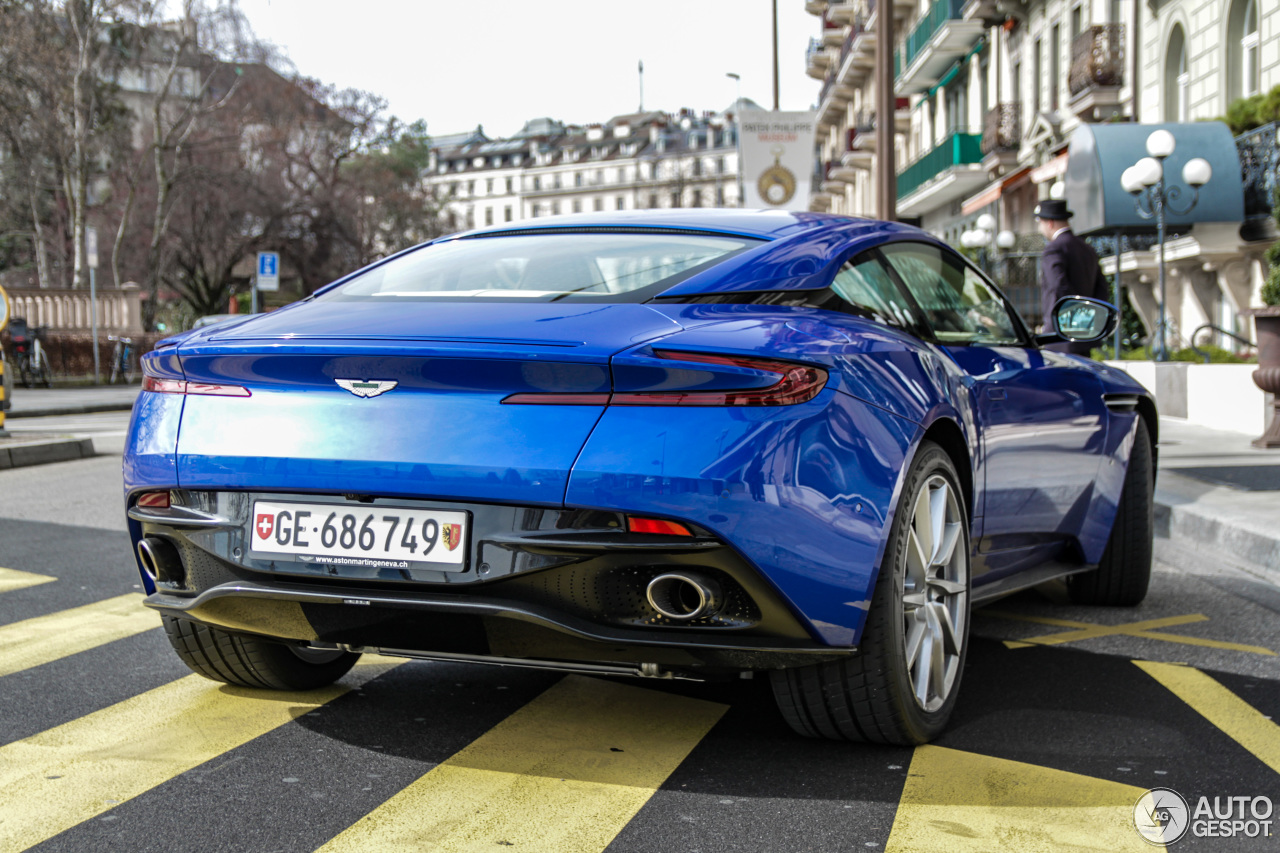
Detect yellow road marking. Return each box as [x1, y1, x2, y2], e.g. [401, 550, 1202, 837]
[318, 675, 727, 853]
[885, 745, 1160, 852]
[0, 656, 402, 851]
[0, 567, 56, 594]
[985, 611, 1274, 656]
[0, 594, 161, 677]
[1135, 661, 1280, 775]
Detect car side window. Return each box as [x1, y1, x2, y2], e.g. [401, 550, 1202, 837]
[830, 257, 924, 330]
[880, 243, 1022, 345]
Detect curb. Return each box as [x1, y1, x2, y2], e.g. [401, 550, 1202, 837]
[0, 437, 96, 470]
[1154, 491, 1280, 588]
[5, 402, 136, 419]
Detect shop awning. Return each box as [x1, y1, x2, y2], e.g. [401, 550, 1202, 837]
[1064, 122, 1245, 236]
[960, 167, 1032, 216]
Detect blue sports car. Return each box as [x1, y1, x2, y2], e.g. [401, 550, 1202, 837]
[123, 210, 1155, 744]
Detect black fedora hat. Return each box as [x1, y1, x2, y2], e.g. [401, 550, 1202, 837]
[1034, 199, 1073, 219]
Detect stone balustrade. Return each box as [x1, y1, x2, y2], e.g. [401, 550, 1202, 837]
[3, 284, 145, 336]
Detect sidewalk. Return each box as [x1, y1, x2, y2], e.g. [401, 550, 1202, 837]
[3, 384, 140, 418]
[1154, 417, 1280, 586]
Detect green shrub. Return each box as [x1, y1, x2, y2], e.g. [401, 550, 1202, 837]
[1263, 264, 1280, 306]
[1090, 345, 1255, 363]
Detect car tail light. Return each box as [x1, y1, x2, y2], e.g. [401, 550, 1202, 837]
[503, 351, 827, 407]
[135, 491, 171, 509]
[142, 375, 251, 397]
[611, 351, 827, 407]
[627, 516, 693, 536]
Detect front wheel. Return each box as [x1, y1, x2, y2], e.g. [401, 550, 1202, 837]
[771, 441, 971, 744]
[1066, 421, 1153, 606]
[161, 615, 360, 690]
[34, 348, 52, 388]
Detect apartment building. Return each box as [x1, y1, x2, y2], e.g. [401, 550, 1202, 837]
[806, 0, 1280, 343]
[426, 109, 741, 233]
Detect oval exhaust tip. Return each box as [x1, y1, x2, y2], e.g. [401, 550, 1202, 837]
[646, 572, 721, 621]
[137, 537, 183, 585]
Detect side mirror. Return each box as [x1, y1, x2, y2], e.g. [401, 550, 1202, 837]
[1051, 296, 1117, 343]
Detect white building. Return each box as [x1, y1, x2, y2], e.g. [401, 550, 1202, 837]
[426, 108, 741, 232]
[805, 0, 1280, 344]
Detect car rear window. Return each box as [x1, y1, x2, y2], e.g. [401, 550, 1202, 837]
[319, 232, 762, 303]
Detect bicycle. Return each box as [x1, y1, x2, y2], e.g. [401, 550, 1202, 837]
[108, 335, 134, 384]
[8, 318, 52, 388]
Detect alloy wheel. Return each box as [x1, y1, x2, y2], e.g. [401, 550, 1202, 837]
[900, 474, 967, 712]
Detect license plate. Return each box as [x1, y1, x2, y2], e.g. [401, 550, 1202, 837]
[249, 501, 467, 571]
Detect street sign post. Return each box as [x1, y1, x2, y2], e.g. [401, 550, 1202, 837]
[87, 226, 100, 384]
[254, 251, 279, 315]
[0, 282, 10, 436]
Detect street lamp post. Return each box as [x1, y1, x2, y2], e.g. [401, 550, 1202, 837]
[1121, 129, 1213, 361]
[960, 212, 1016, 282]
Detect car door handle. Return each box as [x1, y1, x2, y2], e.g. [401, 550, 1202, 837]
[986, 388, 1007, 401]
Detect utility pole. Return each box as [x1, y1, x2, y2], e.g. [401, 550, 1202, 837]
[875, 0, 896, 220]
[772, 0, 780, 110]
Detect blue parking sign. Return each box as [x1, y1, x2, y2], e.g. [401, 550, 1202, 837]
[257, 251, 280, 292]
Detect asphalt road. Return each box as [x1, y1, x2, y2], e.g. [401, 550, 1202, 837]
[1, 415, 1277, 852]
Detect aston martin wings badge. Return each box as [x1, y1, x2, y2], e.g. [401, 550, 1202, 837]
[335, 379, 398, 398]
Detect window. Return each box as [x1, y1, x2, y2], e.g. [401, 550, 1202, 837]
[715, 187, 725, 206]
[506, 177, 514, 194]
[880, 243, 1022, 345]
[648, 193, 658, 208]
[1070, 6, 1082, 39]
[670, 191, 681, 208]
[532, 176, 542, 191]
[1033, 39, 1042, 114]
[616, 195, 627, 210]
[486, 178, 494, 195]
[572, 199, 582, 213]
[575, 172, 584, 187]
[594, 197, 604, 211]
[830, 258, 923, 330]
[319, 233, 761, 302]
[552, 200, 561, 215]
[692, 189, 703, 207]
[692, 158, 703, 177]
[1164, 25, 1189, 121]
[1050, 24, 1061, 110]
[504, 205, 513, 222]
[484, 207, 494, 226]
[717, 157, 726, 174]
[1230, 0, 1260, 100]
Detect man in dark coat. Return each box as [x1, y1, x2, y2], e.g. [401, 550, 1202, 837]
[1036, 199, 1109, 356]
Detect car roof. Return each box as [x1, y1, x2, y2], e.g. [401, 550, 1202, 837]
[447, 208, 865, 241]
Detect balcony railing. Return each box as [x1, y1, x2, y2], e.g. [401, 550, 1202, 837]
[896, 131, 983, 200]
[980, 104, 1020, 155]
[1069, 24, 1124, 97]
[1237, 121, 1280, 219]
[898, 0, 966, 77]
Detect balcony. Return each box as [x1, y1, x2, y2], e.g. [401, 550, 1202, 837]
[835, 18, 876, 86]
[806, 37, 831, 80]
[896, 131, 985, 215]
[805, 0, 829, 15]
[1068, 24, 1126, 121]
[893, 0, 986, 94]
[825, 159, 859, 186]
[817, 70, 855, 127]
[980, 103, 1020, 173]
[822, 13, 848, 46]
[842, 116, 876, 170]
[828, 0, 860, 24]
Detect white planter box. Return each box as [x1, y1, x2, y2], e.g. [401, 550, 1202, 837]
[1103, 361, 1271, 435]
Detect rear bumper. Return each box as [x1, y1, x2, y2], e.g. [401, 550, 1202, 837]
[144, 580, 852, 677]
[130, 490, 842, 677]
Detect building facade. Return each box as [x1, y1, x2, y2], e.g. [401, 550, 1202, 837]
[806, 0, 1280, 344]
[426, 109, 741, 232]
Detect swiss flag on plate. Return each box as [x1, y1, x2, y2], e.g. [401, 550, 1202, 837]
[255, 513, 274, 540]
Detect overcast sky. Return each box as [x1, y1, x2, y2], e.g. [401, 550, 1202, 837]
[232, 0, 819, 138]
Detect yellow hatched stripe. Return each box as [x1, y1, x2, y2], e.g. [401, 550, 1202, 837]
[318, 675, 727, 853]
[0, 567, 57, 595]
[0, 657, 403, 852]
[0, 594, 159, 678]
[1135, 660, 1280, 775]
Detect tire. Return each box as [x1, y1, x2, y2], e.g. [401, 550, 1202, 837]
[161, 615, 360, 690]
[35, 348, 52, 388]
[1067, 420, 1153, 606]
[17, 356, 31, 389]
[770, 440, 971, 745]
